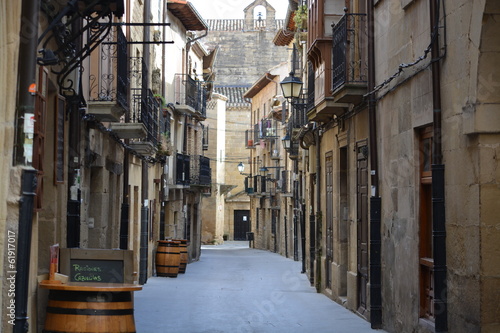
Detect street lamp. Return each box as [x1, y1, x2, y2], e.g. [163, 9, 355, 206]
[237, 162, 251, 176]
[281, 134, 291, 151]
[238, 162, 245, 173]
[280, 72, 303, 100]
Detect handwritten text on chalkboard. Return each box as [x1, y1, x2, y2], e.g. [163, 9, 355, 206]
[69, 259, 124, 283]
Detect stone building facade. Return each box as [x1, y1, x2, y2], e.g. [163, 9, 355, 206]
[0, 0, 213, 331]
[272, 0, 500, 332]
[201, 0, 290, 243]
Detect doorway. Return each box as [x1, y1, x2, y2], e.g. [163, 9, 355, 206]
[356, 142, 369, 316]
[234, 210, 250, 240]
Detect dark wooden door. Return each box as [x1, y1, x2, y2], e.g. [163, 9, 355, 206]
[234, 210, 250, 240]
[325, 152, 334, 289]
[357, 144, 369, 315]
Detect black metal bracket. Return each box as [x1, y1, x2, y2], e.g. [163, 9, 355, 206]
[38, 0, 124, 95]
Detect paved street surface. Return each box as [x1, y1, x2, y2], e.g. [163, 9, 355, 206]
[135, 242, 385, 333]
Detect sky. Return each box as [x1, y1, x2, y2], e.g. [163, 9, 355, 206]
[188, 0, 289, 20]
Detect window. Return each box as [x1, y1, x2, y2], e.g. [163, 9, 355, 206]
[419, 126, 434, 320]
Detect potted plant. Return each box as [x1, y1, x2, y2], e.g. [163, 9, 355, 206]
[157, 131, 173, 156]
[293, 4, 308, 31]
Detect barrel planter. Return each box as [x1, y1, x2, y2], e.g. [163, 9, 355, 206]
[174, 239, 188, 274]
[43, 289, 136, 333]
[156, 240, 181, 277]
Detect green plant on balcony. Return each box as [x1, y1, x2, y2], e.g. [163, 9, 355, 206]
[157, 131, 173, 156]
[293, 4, 308, 31]
[154, 93, 166, 107]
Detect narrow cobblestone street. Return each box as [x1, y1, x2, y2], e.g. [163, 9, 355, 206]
[135, 242, 385, 333]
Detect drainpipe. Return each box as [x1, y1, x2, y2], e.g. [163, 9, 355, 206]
[13, 0, 40, 332]
[429, 0, 447, 331]
[139, 0, 151, 286]
[367, 0, 382, 329]
[120, 0, 133, 250]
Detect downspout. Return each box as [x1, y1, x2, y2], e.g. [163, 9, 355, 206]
[367, 0, 382, 329]
[120, 1, 132, 250]
[13, 0, 40, 332]
[429, 0, 447, 331]
[139, 0, 151, 286]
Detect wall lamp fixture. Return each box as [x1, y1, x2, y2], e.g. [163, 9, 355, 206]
[280, 72, 303, 100]
[237, 162, 252, 176]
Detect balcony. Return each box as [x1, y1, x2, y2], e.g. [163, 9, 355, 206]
[175, 153, 190, 186]
[331, 13, 368, 104]
[190, 155, 212, 187]
[86, 25, 128, 122]
[261, 118, 278, 139]
[174, 74, 208, 120]
[110, 88, 163, 156]
[244, 176, 254, 194]
[269, 138, 281, 160]
[278, 170, 293, 197]
[253, 175, 266, 196]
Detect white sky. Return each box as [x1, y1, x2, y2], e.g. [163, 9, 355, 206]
[189, 0, 289, 20]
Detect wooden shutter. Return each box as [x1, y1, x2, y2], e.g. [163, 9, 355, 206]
[33, 67, 48, 211]
[54, 95, 65, 184]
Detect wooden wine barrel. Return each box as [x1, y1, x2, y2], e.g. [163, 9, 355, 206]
[156, 240, 181, 277]
[43, 289, 136, 333]
[174, 239, 188, 274]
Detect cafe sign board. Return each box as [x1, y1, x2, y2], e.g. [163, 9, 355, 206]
[60, 248, 134, 284]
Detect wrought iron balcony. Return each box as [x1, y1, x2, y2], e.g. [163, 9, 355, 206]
[331, 12, 368, 104]
[174, 74, 208, 119]
[278, 170, 293, 196]
[190, 155, 212, 186]
[260, 118, 278, 139]
[253, 175, 266, 196]
[110, 88, 164, 155]
[86, 25, 128, 122]
[290, 99, 308, 129]
[269, 138, 280, 160]
[176, 153, 190, 186]
[244, 176, 254, 194]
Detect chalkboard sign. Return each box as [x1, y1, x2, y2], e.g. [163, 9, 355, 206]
[69, 259, 124, 283]
[60, 248, 134, 284]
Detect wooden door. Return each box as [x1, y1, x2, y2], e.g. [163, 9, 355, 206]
[356, 143, 369, 315]
[234, 210, 250, 240]
[325, 151, 334, 289]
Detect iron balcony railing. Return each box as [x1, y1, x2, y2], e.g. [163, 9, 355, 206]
[190, 155, 211, 186]
[332, 13, 368, 91]
[244, 176, 254, 194]
[176, 153, 190, 186]
[130, 88, 163, 147]
[307, 61, 315, 112]
[278, 170, 293, 195]
[88, 25, 128, 110]
[290, 99, 308, 130]
[253, 118, 278, 141]
[253, 123, 260, 142]
[269, 138, 280, 160]
[253, 175, 267, 195]
[174, 74, 208, 118]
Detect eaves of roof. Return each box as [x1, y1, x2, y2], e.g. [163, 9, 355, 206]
[273, 1, 298, 46]
[167, 0, 208, 31]
[243, 73, 277, 99]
